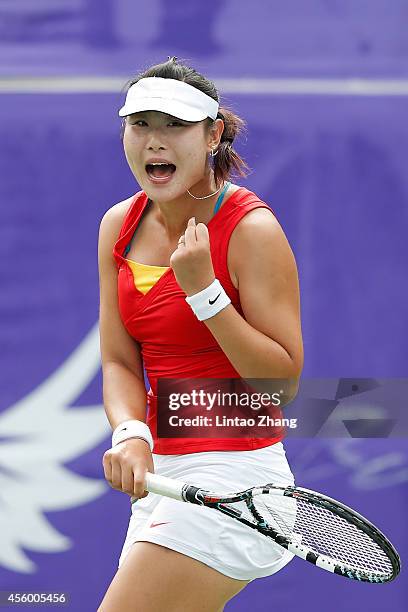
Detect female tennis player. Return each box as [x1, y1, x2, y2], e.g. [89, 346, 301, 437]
[97, 57, 304, 612]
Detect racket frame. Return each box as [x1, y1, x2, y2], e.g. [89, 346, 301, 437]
[143, 473, 401, 583]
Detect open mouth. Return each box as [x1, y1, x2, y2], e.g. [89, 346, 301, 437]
[145, 163, 177, 180]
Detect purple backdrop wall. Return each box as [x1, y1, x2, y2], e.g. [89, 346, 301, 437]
[1, 2, 407, 611]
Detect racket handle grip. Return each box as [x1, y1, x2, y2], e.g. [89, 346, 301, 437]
[145, 472, 184, 501]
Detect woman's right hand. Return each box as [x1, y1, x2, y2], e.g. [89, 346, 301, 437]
[102, 438, 154, 499]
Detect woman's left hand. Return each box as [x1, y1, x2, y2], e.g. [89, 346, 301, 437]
[170, 217, 215, 296]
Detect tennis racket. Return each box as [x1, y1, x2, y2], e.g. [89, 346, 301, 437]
[142, 473, 401, 583]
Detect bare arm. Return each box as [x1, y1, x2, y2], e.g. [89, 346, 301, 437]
[204, 208, 304, 383]
[98, 200, 147, 429]
[98, 200, 153, 499]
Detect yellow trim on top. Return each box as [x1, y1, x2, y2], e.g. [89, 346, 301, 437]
[125, 258, 169, 295]
[125, 259, 168, 269]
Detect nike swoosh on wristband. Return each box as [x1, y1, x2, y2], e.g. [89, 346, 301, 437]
[149, 521, 171, 528]
[208, 293, 221, 305]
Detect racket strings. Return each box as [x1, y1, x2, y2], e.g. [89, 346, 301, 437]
[253, 493, 393, 577]
[251, 496, 294, 536]
[296, 500, 392, 575]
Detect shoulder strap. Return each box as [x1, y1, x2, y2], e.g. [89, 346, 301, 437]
[112, 191, 148, 268]
[213, 181, 231, 215]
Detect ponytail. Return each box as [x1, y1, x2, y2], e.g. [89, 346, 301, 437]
[211, 107, 251, 187]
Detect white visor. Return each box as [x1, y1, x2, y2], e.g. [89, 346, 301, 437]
[118, 77, 219, 122]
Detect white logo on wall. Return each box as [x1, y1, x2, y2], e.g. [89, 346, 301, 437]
[0, 325, 110, 574]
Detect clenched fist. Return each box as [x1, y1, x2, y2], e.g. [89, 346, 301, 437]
[102, 438, 154, 499]
[170, 217, 215, 296]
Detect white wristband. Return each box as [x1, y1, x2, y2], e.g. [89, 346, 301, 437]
[112, 420, 154, 452]
[185, 278, 231, 321]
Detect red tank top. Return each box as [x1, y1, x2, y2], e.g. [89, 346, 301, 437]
[113, 186, 284, 454]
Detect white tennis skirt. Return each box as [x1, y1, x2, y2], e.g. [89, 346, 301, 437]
[118, 442, 296, 581]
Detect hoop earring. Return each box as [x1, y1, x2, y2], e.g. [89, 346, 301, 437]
[186, 147, 223, 199]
